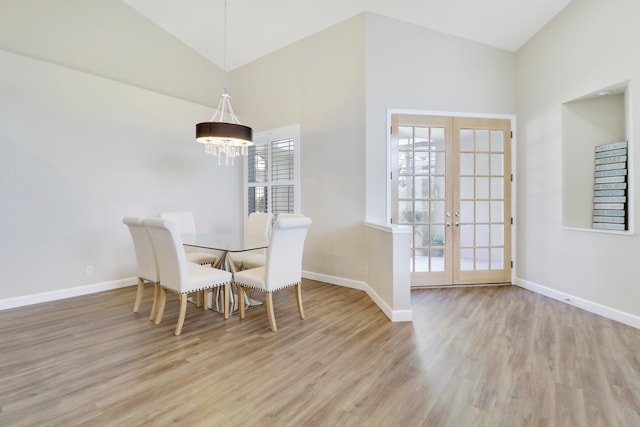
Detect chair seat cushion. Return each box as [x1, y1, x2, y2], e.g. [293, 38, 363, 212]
[186, 252, 217, 265]
[179, 263, 231, 294]
[234, 267, 267, 291]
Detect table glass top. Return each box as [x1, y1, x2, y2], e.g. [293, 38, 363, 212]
[182, 233, 268, 252]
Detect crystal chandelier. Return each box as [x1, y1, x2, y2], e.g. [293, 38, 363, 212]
[195, 0, 253, 165]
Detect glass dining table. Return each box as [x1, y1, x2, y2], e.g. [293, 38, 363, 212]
[182, 232, 268, 314]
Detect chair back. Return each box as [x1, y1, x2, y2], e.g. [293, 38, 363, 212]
[142, 218, 188, 293]
[246, 212, 273, 238]
[122, 216, 158, 283]
[277, 213, 301, 219]
[246, 212, 273, 255]
[264, 217, 312, 292]
[159, 211, 197, 235]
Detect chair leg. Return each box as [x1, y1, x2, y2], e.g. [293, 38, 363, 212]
[195, 291, 202, 308]
[149, 283, 160, 321]
[202, 289, 209, 311]
[154, 288, 168, 325]
[133, 277, 145, 313]
[266, 292, 277, 332]
[175, 294, 188, 336]
[238, 285, 245, 319]
[223, 284, 230, 320]
[295, 283, 305, 319]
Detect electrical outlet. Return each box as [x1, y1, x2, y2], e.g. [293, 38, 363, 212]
[86, 265, 94, 276]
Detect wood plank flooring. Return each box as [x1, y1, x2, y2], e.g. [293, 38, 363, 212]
[1, 280, 639, 426]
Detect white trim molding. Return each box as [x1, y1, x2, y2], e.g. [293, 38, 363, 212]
[515, 277, 640, 329]
[303, 270, 413, 322]
[0, 278, 134, 311]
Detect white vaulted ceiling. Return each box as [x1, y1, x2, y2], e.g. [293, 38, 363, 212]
[123, 0, 572, 70]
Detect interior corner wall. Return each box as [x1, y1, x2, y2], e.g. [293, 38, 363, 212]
[0, 3, 242, 301]
[363, 12, 516, 224]
[230, 15, 367, 284]
[515, 0, 640, 317]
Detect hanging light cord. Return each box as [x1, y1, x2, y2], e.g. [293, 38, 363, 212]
[223, 0, 228, 92]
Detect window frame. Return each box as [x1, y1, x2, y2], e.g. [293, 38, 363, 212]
[243, 124, 301, 220]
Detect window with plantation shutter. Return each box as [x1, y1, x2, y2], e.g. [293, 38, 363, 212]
[245, 125, 300, 219]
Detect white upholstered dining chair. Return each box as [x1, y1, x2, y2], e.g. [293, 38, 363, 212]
[159, 211, 218, 266]
[234, 216, 312, 332]
[142, 217, 232, 335]
[122, 216, 160, 319]
[231, 212, 273, 270]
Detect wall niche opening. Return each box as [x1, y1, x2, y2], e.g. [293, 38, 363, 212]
[561, 80, 631, 232]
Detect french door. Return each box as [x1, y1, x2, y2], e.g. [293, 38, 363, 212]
[391, 115, 512, 286]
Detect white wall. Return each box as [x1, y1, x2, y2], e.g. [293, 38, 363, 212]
[0, 50, 242, 300]
[0, 3, 242, 302]
[231, 15, 367, 287]
[515, 0, 640, 321]
[364, 13, 517, 225]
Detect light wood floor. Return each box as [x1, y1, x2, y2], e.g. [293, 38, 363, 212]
[1, 280, 639, 426]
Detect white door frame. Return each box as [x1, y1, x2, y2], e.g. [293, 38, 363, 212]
[387, 109, 517, 284]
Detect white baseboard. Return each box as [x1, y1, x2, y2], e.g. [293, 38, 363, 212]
[302, 270, 366, 290]
[3, 272, 416, 324]
[514, 277, 640, 329]
[0, 278, 134, 311]
[302, 270, 412, 322]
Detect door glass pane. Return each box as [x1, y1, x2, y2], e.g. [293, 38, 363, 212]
[415, 225, 429, 249]
[475, 248, 489, 270]
[476, 153, 489, 175]
[431, 128, 445, 150]
[476, 201, 489, 223]
[460, 153, 474, 175]
[399, 201, 413, 224]
[476, 224, 489, 246]
[414, 176, 428, 198]
[490, 130, 504, 152]
[414, 127, 429, 149]
[399, 126, 413, 148]
[476, 130, 489, 151]
[434, 152, 446, 174]
[491, 248, 504, 269]
[432, 177, 445, 198]
[415, 200, 429, 223]
[460, 224, 474, 246]
[415, 152, 431, 174]
[400, 151, 413, 175]
[490, 201, 504, 222]
[460, 129, 474, 151]
[490, 177, 504, 199]
[491, 224, 504, 246]
[460, 177, 474, 199]
[476, 177, 489, 199]
[431, 201, 445, 223]
[399, 176, 413, 199]
[430, 225, 445, 272]
[491, 154, 504, 175]
[460, 248, 474, 270]
[460, 201, 474, 222]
